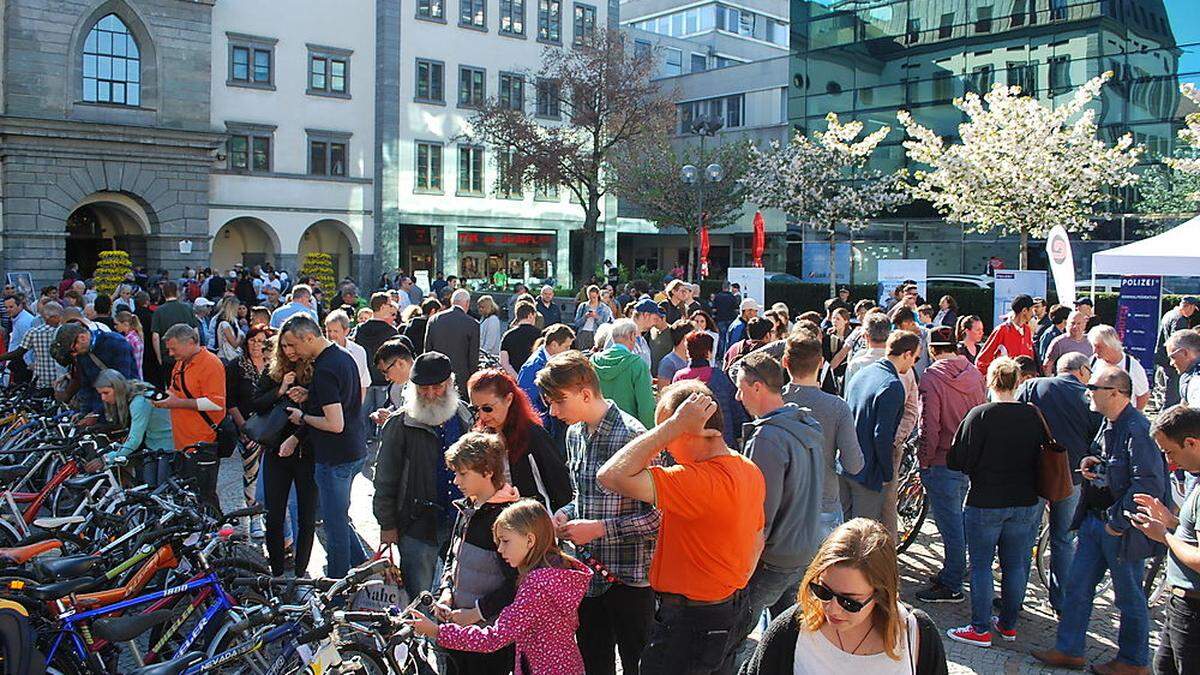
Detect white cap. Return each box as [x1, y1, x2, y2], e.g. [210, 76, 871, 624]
[740, 298, 760, 312]
[193, 297, 214, 308]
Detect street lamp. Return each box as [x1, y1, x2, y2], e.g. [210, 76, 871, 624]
[680, 114, 724, 281]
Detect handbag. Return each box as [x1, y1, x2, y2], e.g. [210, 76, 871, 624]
[348, 545, 408, 612]
[1028, 403, 1073, 502]
[242, 404, 289, 446]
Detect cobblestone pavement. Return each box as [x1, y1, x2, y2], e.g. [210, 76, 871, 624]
[215, 457, 1165, 674]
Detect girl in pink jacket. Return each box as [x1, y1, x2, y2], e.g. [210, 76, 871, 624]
[406, 499, 593, 675]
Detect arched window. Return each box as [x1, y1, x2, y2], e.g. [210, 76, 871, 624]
[82, 13, 141, 106]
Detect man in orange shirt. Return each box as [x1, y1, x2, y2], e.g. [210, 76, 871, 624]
[598, 380, 765, 675]
[152, 323, 226, 511]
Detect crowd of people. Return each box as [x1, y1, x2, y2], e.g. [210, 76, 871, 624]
[10, 261, 1200, 675]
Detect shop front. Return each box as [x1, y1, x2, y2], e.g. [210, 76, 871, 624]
[457, 229, 557, 286]
[403, 225, 440, 275]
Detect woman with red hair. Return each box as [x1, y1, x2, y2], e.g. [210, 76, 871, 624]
[467, 369, 573, 512]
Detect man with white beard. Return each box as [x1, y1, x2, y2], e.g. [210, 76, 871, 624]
[373, 351, 474, 601]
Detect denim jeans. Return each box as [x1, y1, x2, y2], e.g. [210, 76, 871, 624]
[398, 518, 453, 602]
[1055, 514, 1150, 667]
[729, 562, 805, 669]
[1045, 484, 1081, 613]
[964, 502, 1042, 632]
[314, 457, 368, 578]
[640, 593, 743, 675]
[1155, 596, 1200, 674]
[920, 465, 969, 592]
[141, 456, 172, 488]
[817, 508, 843, 541]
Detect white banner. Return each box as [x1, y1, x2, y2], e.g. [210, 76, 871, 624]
[727, 267, 766, 307]
[993, 270, 1047, 328]
[876, 259, 927, 306]
[1045, 225, 1076, 306]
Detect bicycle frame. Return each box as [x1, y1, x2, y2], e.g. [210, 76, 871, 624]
[46, 571, 237, 670]
[191, 618, 307, 675]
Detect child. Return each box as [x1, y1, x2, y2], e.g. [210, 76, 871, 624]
[407, 499, 593, 675]
[436, 432, 521, 674]
[114, 310, 144, 379]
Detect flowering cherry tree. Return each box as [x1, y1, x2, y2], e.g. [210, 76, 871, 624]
[741, 113, 909, 296]
[898, 73, 1142, 269]
[1164, 82, 1200, 202]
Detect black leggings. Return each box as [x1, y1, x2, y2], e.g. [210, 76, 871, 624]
[262, 448, 317, 576]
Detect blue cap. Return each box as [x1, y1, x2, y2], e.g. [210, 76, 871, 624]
[1183, 296, 1199, 305]
[634, 299, 664, 316]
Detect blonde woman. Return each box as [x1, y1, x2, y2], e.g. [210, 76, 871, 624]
[478, 294, 503, 358]
[214, 296, 243, 361]
[743, 518, 947, 674]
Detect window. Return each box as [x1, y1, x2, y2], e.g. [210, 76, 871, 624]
[933, 72, 953, 101]
[458, 145, 485, 195]
[634, 39, 651, 61]
[1050, 0, 1068, 21]
[226, 124, 275, 173]
[905, 18, 920, 44]
[664, 47, 682, 76]
[499, 72, 524, 110]
[1006, 61, 1036, 95]
[460, 0, 485, 28]
[415, 141, 443, 192]
[500, 0, 524, 34]
[307, 131, 350, 177]
[691, 53, 707, 72]
[1010, 0, 1026, 26]
[307, 46, 351, 97]
[82, 14, 141, 106]
[534, 179, 559, 201]
[536, 78, 560, 117]
[938, 12, 954, 39]
[227, 33, 276, 89]
[496, 151, 523, 199]
[677, 94, 743, 133]
[415, 59, 444, 102]
[459, 66, 485, 108]
[975, 5, 993, 33]
[969, 64, 994, 93]
[538, 0, 561, 42]
[417, 0, 444, 20]
[573, 4, 596, 43]
[1049, 55, 1072, 94]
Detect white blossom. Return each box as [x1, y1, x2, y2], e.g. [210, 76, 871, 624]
[1165, 82, 1200, 200]
[740, 113, 909, 292]
[898, 72, 1142, 268]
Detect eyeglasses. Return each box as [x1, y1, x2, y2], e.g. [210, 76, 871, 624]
[1085, 384, 1128, 394]
[467, 404, 495, 415]
[808, 582, 874, 614]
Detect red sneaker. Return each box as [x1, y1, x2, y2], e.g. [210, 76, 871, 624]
[946, 625, 992, 647]
[991, 616, 1016, 642]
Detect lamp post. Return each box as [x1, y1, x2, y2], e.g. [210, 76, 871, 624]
[680, 114, 724, 282]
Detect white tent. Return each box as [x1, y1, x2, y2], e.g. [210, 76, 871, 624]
[1091, 215, 1200, 286]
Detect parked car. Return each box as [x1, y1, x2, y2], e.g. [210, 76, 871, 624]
[926, 274, 994, 289]
[765, 272, 804, 284]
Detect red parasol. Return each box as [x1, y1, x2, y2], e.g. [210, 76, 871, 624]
[752, 211, 765, 267]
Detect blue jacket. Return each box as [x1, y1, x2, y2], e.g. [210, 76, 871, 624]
[519, 348, 551, 423]
[106, 394, 174, 461]
[76, 330, 138, 414]
[1073, 404, 1170, 562]
[843, 359, 906, 492]
[573, 302, 613, 331]
[1017, 375, 1102, 484]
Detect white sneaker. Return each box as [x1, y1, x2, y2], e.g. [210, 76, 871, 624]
[249, 515, 265, 538]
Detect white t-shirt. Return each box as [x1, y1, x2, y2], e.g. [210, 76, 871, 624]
[792, 605, 917, 675]
[1091, 351, 1150, 399]
[339, 340, 371, 393]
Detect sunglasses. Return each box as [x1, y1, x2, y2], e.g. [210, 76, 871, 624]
[809, 581, 874, 613]
[467, 404, 496, 415]
[1085, 384, 1129, 395]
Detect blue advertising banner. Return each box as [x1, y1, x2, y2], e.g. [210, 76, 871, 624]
[801, 242, 852, 285]
[1116, 275, 1162, 376]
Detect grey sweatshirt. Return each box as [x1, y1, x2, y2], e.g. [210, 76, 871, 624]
[782, 384, 865, 513]
[741, 404, 825, 570]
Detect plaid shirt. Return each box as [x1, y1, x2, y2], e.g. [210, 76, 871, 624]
[560, 401, 660, 596]
[21, 323, 64, 389]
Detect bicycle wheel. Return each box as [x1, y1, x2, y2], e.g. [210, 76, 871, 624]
[206, 620, 301, 675]
[1034, 521, 1051, 591]
[895, 471, 927, 554]
[333, 644, 389, 675]
[1144, 554, 1168, 606]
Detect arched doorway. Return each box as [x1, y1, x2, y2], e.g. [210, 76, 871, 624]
[212, 217, 279, 273]
[298, 219, 356, 281]
[65, 192, 151, 278]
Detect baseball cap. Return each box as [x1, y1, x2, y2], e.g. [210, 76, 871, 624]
[1073, 297, 1094, 307]
[634, 299, 664, 316]
[1182, 296, 1198, 306]
[193, 297, 214, 308]
[739, 298, 760, 312]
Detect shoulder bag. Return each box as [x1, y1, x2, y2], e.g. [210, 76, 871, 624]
[242, 404, 290, 446]
[1028, 403, 1073, 502]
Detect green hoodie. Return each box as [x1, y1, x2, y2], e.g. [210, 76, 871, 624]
[591, 344, 656, 428]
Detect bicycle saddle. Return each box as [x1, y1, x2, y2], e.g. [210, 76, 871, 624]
[26, 576, 95, 601]
[34, 553, 100, 581]
[130, 651, 205, 675]
[31, 515, 85, 530]
[0, 538, 61, 564]
[64, 472, 109, 489]
[94, 607, 182, 643]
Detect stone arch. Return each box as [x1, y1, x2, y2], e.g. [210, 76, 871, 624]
[212, 217, 281, 273]
[67, 0, 160, 116]
[65, 191, 155, 278]
[298, 219, 359, 281]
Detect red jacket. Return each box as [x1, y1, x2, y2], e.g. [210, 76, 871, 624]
[976, 319, 1033, 374]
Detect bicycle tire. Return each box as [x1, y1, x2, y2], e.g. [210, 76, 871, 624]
[1034, 522, 1051, 590]
[1144, 554, 1168, 605]
[895, 475, 927, 554]
[332, 644, 390, 675]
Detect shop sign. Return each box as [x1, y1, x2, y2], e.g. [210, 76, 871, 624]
[459, 232, 553, 248]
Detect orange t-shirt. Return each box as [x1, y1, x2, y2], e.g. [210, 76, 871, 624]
[647, 453, 765, 601]
[169, 349, 227, 452]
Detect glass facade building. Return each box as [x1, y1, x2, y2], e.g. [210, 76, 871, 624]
[788, 0, 1200, 281]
